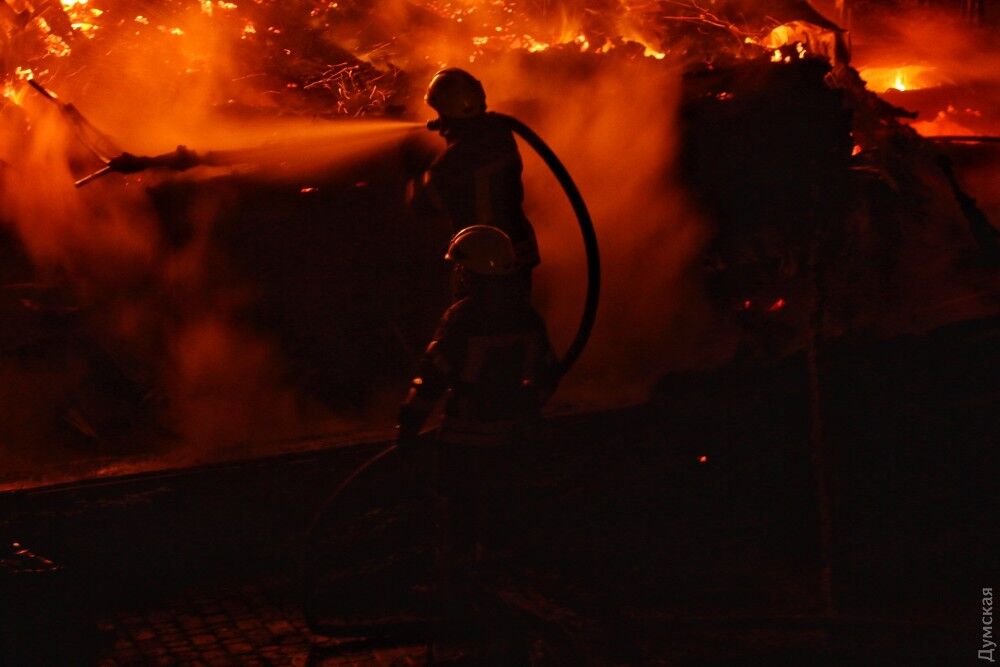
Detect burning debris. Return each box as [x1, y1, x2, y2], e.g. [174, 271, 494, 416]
[0, 0, 864, 118]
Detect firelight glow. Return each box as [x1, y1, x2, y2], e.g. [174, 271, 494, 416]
[857, 65, 943, 93]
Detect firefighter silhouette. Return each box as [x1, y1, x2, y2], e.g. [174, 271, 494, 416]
[411, 69, 539, 298]
[395, 225, 557, 658]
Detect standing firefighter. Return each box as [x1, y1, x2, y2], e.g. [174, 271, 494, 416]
[396, 225, 558, 658]
[397, 224, 557, 445]
[412, 68, 540, 297]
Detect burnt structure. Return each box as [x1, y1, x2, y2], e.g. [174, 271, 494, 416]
[0, 0, 997, 662]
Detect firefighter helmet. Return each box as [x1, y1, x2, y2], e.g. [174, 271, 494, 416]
[425, 68, 487, 119]
[445, 225, 518, 275]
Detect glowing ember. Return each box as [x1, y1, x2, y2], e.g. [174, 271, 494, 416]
[857, 65, 943, 93]
[44, 33, 72, 57]
[698, 455, 708, 464]
[2, 83, 24, 105]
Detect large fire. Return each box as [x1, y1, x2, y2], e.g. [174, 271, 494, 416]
[0, 0, 710, 486]
[0, 0, 997, 488]
[9, 0, 676, 99]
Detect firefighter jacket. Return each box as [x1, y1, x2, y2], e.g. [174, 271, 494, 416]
[414, 113, 540, 268]
[398, 287, 558, 446]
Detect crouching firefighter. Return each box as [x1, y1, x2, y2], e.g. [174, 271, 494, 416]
[411, 68, 540, 299]
[395, 225, 558, 655]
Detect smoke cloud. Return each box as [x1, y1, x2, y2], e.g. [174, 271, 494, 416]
[0, 0, 715, 485]
[467, 52, 713, 406]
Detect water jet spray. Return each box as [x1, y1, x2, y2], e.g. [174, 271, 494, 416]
[73, 121, 426, 187]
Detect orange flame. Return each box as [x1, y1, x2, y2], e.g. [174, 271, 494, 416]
[857, 65, 942, 93]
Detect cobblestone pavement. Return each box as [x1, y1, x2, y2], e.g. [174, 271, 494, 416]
[99, 582, 429, 666]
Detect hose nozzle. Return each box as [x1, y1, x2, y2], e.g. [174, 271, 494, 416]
[426, 118, 442, 132]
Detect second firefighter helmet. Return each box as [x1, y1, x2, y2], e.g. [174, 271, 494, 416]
[425, 68, 487, 119]
[445, 225, 518, 275]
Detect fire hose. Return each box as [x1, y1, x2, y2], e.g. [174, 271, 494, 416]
[301, 112, 600, 636]
[490, 111, 600, 377]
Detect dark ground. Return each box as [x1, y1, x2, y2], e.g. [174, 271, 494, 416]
[1, 312, 995, 665]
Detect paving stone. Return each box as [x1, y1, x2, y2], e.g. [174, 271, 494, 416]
[191, 633, 218, 646]
[201, 649, 228, 663]
[224, 641, 253, 655]
[266, 620, 295, 636]
[101, 583, 429, 666]
[246, 629, 271, 643]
